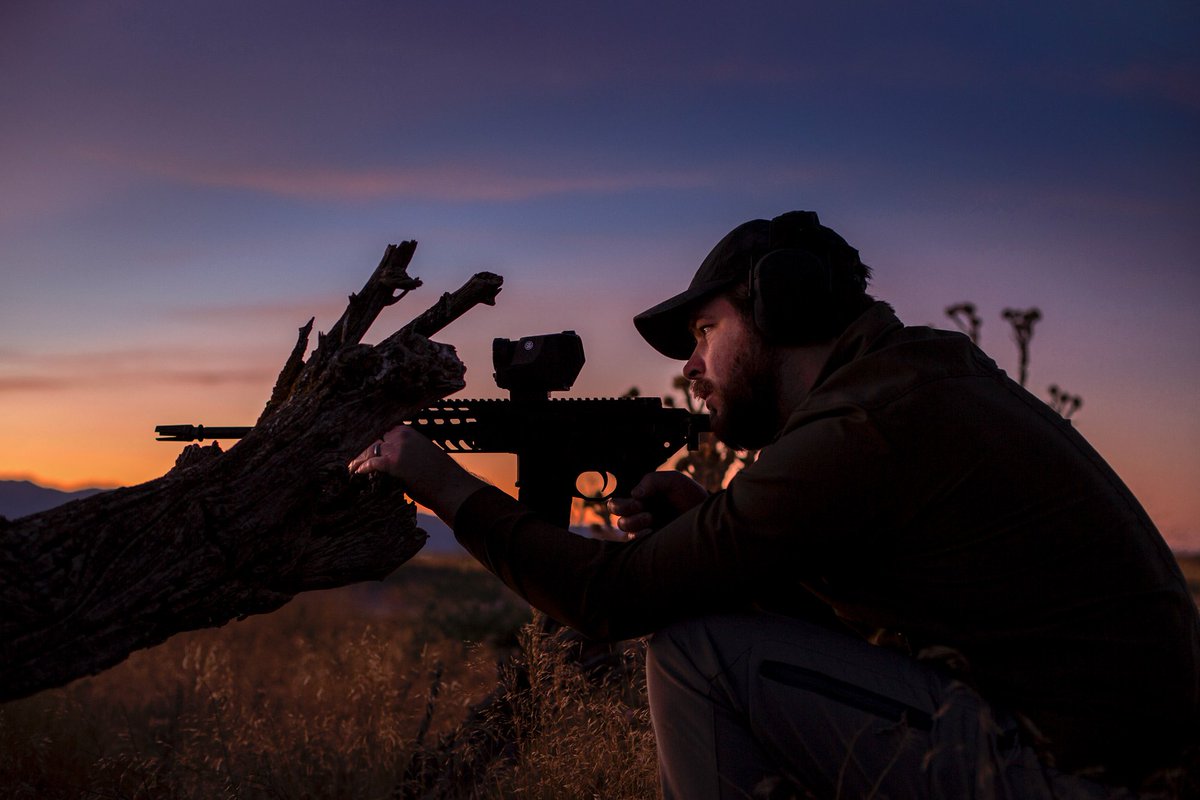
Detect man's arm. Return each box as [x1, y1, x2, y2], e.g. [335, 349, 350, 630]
[450, 411, 892, 640]
[349, 426, 489, 524]
[607, 471, 709, 536]
[349, 425, 708, 533]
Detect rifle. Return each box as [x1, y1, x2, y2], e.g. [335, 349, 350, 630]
[157, 331, 709, 529]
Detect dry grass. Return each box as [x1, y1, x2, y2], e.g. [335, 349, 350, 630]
[465, 627, 658, 800]
[0, 554, 657, 799]
[5, 553, 1198, 799]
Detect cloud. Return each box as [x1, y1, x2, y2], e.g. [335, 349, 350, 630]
[0, 346, 276, 393]
[1104, 63, 1200, 111]
[83, 148, 714, 203]
[0, 368, 272, 394]
[164, 297, 339, 325]
[78, 143, 864, 210]
[0, 377, 69, 392]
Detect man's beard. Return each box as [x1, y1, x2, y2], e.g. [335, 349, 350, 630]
[692, 338, 782, 451]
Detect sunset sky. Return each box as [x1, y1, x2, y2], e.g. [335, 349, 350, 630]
[2, 2, 1197, 549]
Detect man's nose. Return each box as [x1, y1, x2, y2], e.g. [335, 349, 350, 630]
[683, 349, 703, 380]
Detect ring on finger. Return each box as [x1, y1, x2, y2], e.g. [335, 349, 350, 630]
[373, 442, 383, 458]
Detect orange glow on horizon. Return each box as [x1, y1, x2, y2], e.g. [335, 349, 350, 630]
[6, 413, 1197, 553]
[2, 346, 1196, 551]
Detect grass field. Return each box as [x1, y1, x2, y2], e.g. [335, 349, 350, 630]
[0, 554, 656, 799]
[3, 553, 1198, 799]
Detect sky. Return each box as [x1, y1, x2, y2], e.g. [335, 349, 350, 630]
[1, 1, 1197, 549]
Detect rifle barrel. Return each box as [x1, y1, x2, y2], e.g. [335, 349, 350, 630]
[155, 424, 252, 442]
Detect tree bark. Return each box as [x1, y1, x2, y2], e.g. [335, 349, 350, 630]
[0, 242, 503, 702]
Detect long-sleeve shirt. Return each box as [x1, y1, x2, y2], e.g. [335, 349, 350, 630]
[453, 301, 1199, 780]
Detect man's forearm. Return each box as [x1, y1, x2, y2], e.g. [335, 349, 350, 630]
[350, 425, 490, 524]
[420, 467, 490, 525]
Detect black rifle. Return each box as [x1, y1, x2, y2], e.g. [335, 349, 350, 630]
[157, 331, 709, 529]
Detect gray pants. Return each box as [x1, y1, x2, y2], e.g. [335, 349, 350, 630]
[646, 613, 1126, 799]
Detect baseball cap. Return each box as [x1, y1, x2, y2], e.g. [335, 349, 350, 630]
[635, 210, 853, 359]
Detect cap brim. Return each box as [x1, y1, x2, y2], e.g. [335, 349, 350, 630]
[633, 277, 739, 360]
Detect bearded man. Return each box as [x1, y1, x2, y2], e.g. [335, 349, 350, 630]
[351, 211, 1198, 798]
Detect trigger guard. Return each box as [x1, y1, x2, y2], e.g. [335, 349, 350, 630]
[572, 471, 620, 501]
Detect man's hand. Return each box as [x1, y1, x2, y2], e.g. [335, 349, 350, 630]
[608, 471, 707, 536]
[348, 426, 487, 524]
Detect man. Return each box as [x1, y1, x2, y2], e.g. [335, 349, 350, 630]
[350, 211, 1199, 797]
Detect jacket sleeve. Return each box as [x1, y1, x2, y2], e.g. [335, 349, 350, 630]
[453, 407, 893, 640]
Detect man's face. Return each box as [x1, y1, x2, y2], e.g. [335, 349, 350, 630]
[684, 295, 781, 450]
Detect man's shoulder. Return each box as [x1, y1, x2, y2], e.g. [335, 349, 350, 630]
[809, 317, 1002, 416]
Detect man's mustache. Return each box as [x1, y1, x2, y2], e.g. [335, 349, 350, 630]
[690, 379, 714, 402]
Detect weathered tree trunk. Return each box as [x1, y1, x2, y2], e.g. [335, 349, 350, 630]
[0, 243, 503, 702]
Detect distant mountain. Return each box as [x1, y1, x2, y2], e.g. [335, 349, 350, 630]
[416, 513, 598, 556]
[0, 479, 469, 554]
[0, 480, 613, 558]
[0, 479, 111, 520]
[414, 512, 467, 555]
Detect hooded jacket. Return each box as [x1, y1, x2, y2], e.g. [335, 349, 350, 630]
[454, 301, 1199, 780]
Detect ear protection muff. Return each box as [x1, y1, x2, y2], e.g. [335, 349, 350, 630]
[749, 212, 834, 343]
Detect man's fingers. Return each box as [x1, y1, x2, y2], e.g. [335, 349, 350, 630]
[609, 499, 655, 532]
[608, 496, 643, 516]
[605, 472, 709, 535]
[616, 511, 653, 533]
[348, 439, 388, 474]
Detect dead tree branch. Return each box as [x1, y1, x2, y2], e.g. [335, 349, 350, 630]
[0, 242, 503, 703]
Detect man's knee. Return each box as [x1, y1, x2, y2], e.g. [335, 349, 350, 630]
[647, 612, 855, 718]
[648, 611, 861, 675]
[647, 614, 759, 692]
[645, 615, 692, 667]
